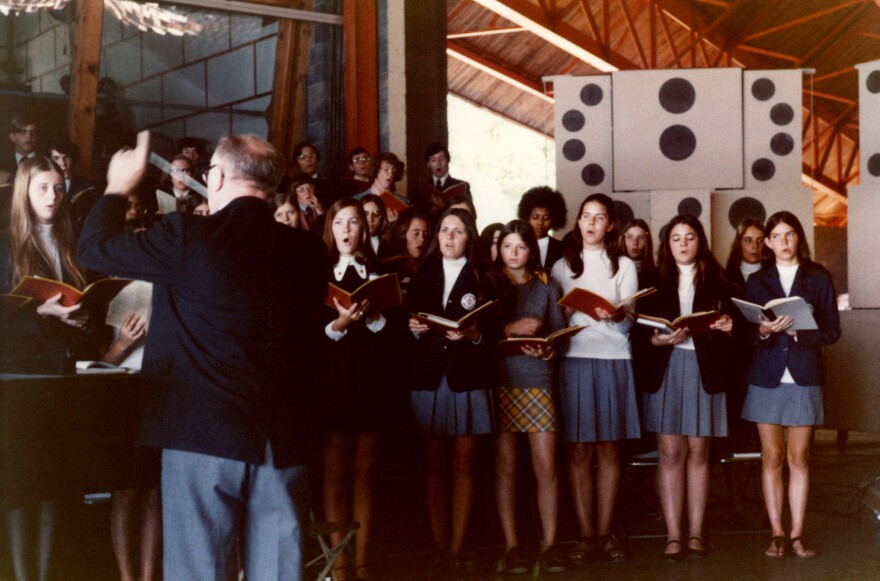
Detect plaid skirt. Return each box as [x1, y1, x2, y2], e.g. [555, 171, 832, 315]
[497, 386, 558, 433]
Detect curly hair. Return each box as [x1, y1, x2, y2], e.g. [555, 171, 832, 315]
[517, 186, 567, 231]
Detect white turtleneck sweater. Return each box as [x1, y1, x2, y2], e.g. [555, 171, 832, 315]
[676, 262, 696, 350]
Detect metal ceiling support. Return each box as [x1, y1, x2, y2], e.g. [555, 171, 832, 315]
[447, 39, 553, 102]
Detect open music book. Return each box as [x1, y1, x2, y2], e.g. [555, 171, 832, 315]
[8, 276, 132, 312]
[558, 287, 656, 320]
[494, 325, 588, 357]
[731, 296, 818, 331]
[412, 299, 501, 332]
[635, 311, 721, 335]
[325, 273, 402, 312]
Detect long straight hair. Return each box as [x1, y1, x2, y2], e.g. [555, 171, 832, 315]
[494, 219, 543, 275]
[322, 197, 377, 272]
[763, 211, 811, 267]
[620, 218, 655, 271]
[423, 207, 494, 296]
[657, 214, 723, 292]
[10, 156, 86, 288]
[562, 193, 622, 278]
[725, 218, 765, 271]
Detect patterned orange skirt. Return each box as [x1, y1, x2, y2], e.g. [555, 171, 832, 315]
[497, 386, 558, 433]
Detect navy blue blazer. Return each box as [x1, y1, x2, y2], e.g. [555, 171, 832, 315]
[745, 262, 841, 388]
[77, 195, 327, 467]
[409, 257, 499, 392]
[544, 237, 564, 270]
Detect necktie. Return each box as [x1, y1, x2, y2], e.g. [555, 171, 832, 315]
[304, 206, 315, 226]
[435, 178, 442, 189]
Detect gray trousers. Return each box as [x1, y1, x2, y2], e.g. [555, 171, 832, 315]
[162, 443, 309, 581]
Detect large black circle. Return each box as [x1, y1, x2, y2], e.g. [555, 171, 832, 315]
[728, 197, 766, 229]
[659, 125, 697, 161]
[867, 70, 880, 94]
[562, 109, 585, 132]
[678, 197, 702, 218]
[658, 78, 696, 114]
[770, 103, 794, 126]
[581, 164, 605, 186]
[752, 158, 776, 181]
[580, 83, 604, 106]
[614, 201, 634, 227]
[869, 153, 880, 177]
[751, 78, 776, 101]
[562, 139, 586, 162]
[770, 133, 795, 156]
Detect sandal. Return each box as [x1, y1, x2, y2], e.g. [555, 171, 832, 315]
[662, 539, 686, 562]
[789, 537, 817, 559]
[764, 535, 786, 558]
[687, 536, 707, 558]
[599, 534, 627, 561]
[567, 537, 597, 566]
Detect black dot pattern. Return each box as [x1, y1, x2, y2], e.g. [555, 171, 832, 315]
[614, 201, 634, 227]
[659, 125, 697, 161]
[751, 158, 776, 181]
[581, 164, 605, 186]
[869, 153, 880, 177]
[770, 103, 794, 126]
[770, 133, 795, 156]
[562, 110, 585, 132]
[658, 78, 696, 114]
[580, 83, 604, 106]
[728, 197, 766, 229]
[678, 197, 703, 218]
[563, 139, 586, 162]
[867, 70, 880, 94]
[751, 78, 776, 101]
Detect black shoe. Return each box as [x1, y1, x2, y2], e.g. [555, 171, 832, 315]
[687, 536, 708, 558]
[502, 545, 531, 574]
[540, 544, 567, 573]
[662, 539, 686, 562]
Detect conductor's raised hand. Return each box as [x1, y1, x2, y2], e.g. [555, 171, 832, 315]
[106, 130, 151, 195]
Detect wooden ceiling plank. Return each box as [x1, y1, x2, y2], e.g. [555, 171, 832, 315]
[837, 132, 843, 184]
[844, 142, 859, 182]
[803, 111, 812, 139]
[817, 126, 839, 176]
[796, 2, 871, 67]
[447, 40, 553, 102]
[736, 44, 799, 64]
[691, 0, 730, 7]
[698, 36, 711, 66]
[618, 0, 649, 68]
[657, 4, 682, 67]
[679, 0, 747, 57]
[578, 0, 604, 44]
[741, 0, 865, 43]
[603, 0, 610, 46]
[858, 31, 880, 40]
[447, 27, 526, 39]
[448, 0, 470, 21]
[813, 66, 856, 84]
[804, 88, 857, 106]
[650, 0, 657, 68]
[804, 163, 846, 195]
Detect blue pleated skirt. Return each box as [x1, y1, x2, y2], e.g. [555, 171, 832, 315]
[411, 374, 494, 437]
[642, 348, 728, 437]
[741, 382, 824, 427]
[558, 357, 641, 443]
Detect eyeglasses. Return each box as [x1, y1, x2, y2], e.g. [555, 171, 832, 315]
[202, 164, 217, 181]
[352, 156, 371, 163]
[298, 153, 317, 160]
[170, 167, 194, 176]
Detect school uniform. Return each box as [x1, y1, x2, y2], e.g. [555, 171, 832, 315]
[408, 256, 500, 437]
[741, 262, 841, 426]
[633, 264, 737, 437]
[538, 236, 563, 270]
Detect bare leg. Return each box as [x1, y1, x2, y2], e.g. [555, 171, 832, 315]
[756, 423, 786, 556]
[139, 489, 162, 581]
[324, 433, 353, 574]
[111, 490, 139, 581]
[449, 436, 478, 555]
[5, 505, 33, 581]
[656, 435, 687, 551]
[424, 437, 450, 552]
[567, 442, 596, 538]
[595, 441, 622, 537]
[494, 432, 519, 550]
[787, 426, 816, 557]
[353, 432, 380, 577]
[529, 431, 559, 546]
[685, 437, 711, 551]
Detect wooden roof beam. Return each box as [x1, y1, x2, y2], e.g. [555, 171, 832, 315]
[796, 2, 871, 67]
[679, 0, 748, 57]
[447, 40, 553, 103]
[741, 0, 865, 42]
[657, 4, 682, 67]
[617, 0, 648, 68]
[447, 27, 526, 39]
[471, 0, 640, 72]
[69, 0, 104, 176]
[577, 0, 604, 45]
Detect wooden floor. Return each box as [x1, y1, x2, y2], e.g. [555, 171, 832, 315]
[4, 429, 880, 580]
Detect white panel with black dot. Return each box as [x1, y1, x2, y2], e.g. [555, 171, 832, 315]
[743, 70, 803, 189]
[611, 68, 743, 191]
[649, 190, 713, 252]
[857, 60, 880, 186]
[610, 191, 652, 233]
[553, 75, 613, 217]
[710, 190, 814, 267]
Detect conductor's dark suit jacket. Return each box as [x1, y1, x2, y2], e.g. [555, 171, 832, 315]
[78, 195, 327, 467]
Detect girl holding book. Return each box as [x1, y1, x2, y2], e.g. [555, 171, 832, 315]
[549, 193, 640, 562]
[1, 156, 91, 581]
[493, 219, 567, 573]
[318, 198, 392, 580]
[632, 214, 736, 560]
[741, 211, 840, 558]
[724, 218, 766, 292]
[407, 207, 500, 575]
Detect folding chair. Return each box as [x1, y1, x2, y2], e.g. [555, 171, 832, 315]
[305, 513, 360, 581]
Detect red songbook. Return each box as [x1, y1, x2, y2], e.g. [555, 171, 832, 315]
[411, 299, 502, 332]
[418, 180, 469, 205]
[635, 311, 721, 335]
[558, 287, 656, 320]
[8, 276, 132, 311]
[325, 273, 402, 312]
[379, 192, 410, 214]
[494, 325, 588, 357]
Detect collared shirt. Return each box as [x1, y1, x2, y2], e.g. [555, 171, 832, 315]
[325, 256, 386, 341]
[434, 174, 449, 189]
[537, 236, 550, 267]
[15, 152, 34, 166]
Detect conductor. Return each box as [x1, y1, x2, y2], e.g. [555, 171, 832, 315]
[78, 132, 326, 580]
